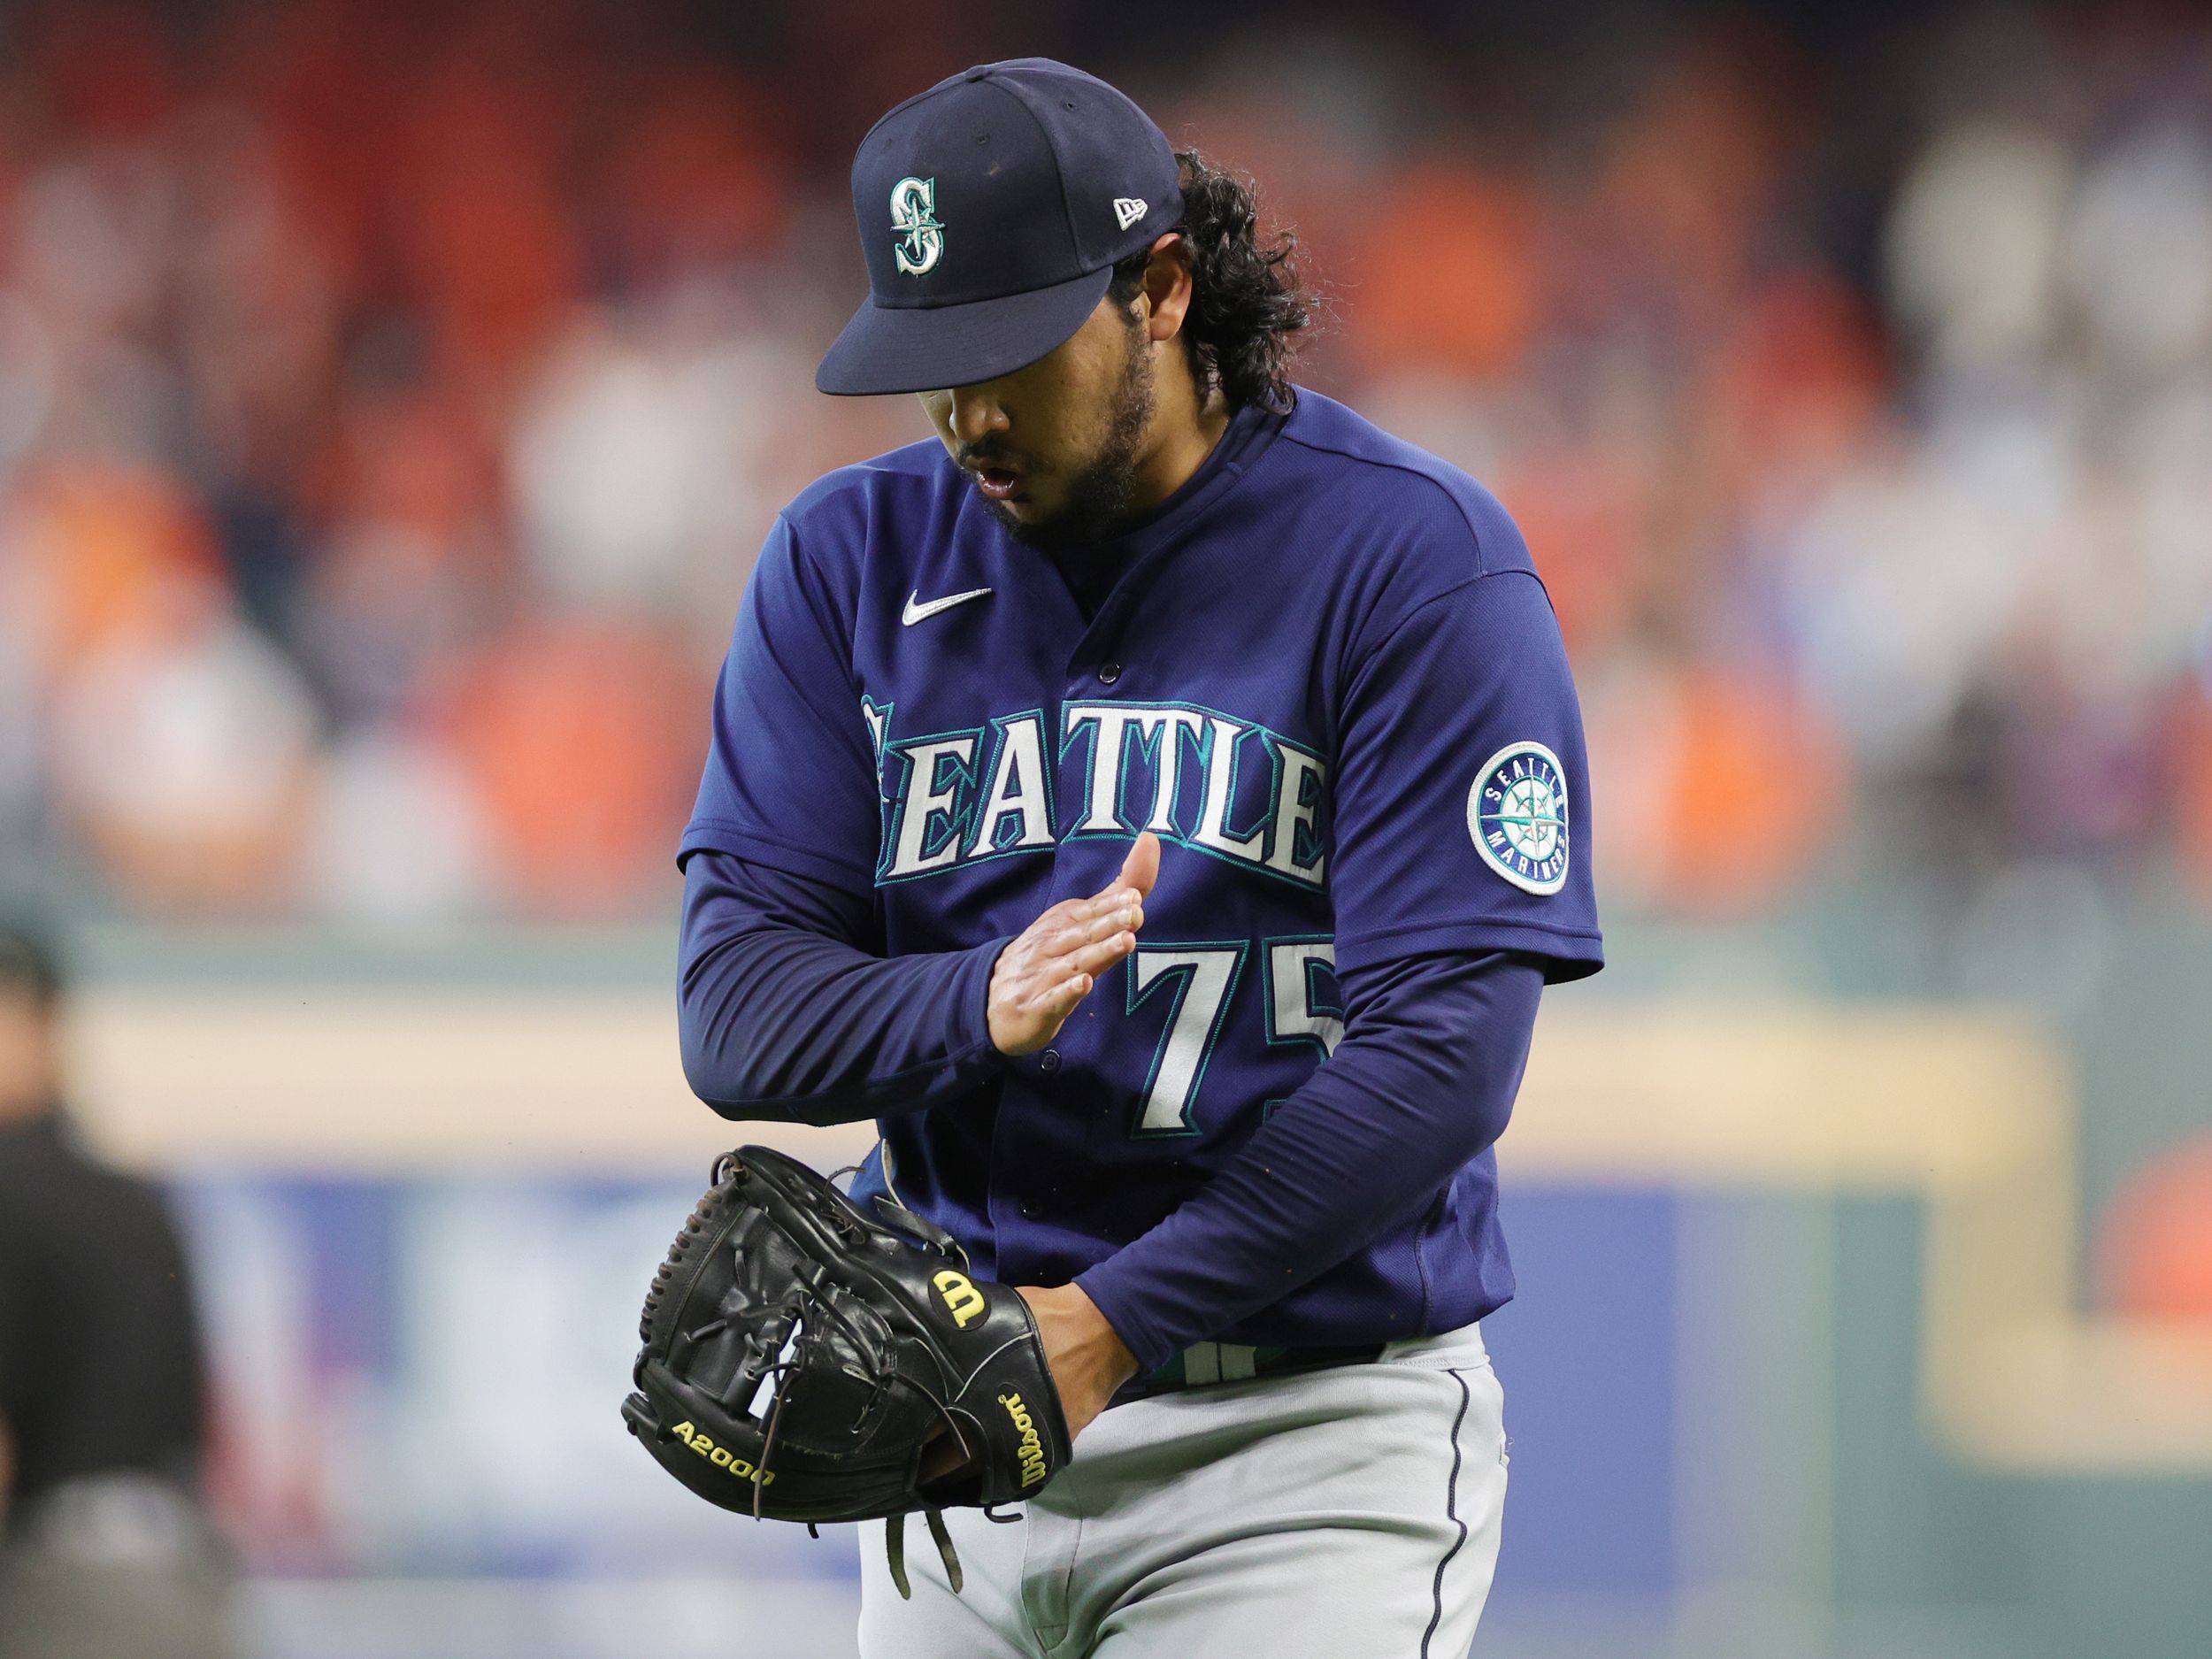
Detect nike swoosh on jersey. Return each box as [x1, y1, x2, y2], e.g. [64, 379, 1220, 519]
[902, 587, 995, 626]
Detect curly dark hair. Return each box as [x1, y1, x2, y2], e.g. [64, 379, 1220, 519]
[1107, 149, 1310, 413]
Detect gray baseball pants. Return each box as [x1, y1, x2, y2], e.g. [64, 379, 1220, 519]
[858, 1320, 1508, 1659]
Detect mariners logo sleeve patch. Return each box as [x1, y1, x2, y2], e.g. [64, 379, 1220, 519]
[1467, 741, 1570, 895]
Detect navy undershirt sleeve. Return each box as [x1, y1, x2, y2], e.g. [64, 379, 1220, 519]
[678, 849, 1010, 1126]
[1076, 949, 1545, 1372]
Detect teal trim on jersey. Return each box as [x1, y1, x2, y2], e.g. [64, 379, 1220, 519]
[860, 694, 896, 759]
[1058, 698, 1332, 893]
[1303, 955, 1345, 1024]
[1122, 939, 1248, 1139]
[1259, 933, 1343, 1057]
[1277, 750, 1329, 874]
[964, 708, 1057, 856]
[1126, 706, 1206, 833]
[864, 694, 898, 874]
[874, 723, 985, 883]
[1194, 709, 1279, 855]
[1056, 702, 1187, 836]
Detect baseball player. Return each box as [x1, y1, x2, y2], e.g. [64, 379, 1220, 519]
[677, 58, 1601, 1656]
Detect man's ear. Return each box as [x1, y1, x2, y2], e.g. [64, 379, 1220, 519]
[1141, 234, 1194, 344]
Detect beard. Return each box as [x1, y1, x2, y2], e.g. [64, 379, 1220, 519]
[980, 326, 1156, 556]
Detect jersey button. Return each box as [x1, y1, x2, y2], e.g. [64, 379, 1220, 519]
[1018, 1202, 1040, 1219]
[1097, 662, 1121, 685]
[1039, 1048, 1062, 1073]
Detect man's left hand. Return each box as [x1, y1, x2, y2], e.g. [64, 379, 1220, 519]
[1018, 1282, 1139, 1441]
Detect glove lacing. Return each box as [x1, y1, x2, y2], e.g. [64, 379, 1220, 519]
[700, 1153, 1021, 1601]
[744, 1266, 979, 1598]
[884, 1507, 964, 1599]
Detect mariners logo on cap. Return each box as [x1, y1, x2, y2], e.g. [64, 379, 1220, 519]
[1467, 741, 1570, 895]
[889, 176, 945, 275]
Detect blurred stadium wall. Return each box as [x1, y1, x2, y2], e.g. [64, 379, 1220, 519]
[2, 1, 2208, 1655]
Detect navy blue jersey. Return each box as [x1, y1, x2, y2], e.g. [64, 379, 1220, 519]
[681, 390, 1601, 1352]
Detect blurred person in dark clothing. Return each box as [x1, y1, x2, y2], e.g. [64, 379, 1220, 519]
[0, 926, 234, 1659]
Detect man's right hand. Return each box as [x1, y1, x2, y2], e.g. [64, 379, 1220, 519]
[987, 833, 1159, 1056]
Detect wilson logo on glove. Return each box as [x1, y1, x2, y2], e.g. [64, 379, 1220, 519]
[998, 1392, 1049, 1487]
[622, 1145, 1073, 1600]
[933, 1270, 987, 1326]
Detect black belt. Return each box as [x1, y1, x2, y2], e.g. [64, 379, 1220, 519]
[1108, 1339, 1387, 1408]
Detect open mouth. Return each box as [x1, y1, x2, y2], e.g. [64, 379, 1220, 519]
[975, 465, 1021, 501]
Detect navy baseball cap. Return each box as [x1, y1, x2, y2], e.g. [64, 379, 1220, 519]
[816, 58, 1183, 396]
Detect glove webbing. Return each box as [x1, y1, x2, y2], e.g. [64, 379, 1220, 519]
[739, 1269, 891, 1516]
[744, 1265, 991, 1598]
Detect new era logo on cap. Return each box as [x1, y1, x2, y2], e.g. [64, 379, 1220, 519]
[1113, 196, 1148, 231]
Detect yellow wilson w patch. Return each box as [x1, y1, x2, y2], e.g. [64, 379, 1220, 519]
[933, 1269, 986, 1327]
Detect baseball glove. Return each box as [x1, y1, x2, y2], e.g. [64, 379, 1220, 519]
[621, 1144, 1071, 1595]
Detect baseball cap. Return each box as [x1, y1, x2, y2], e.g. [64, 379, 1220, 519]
[816, 58, 1183, 396]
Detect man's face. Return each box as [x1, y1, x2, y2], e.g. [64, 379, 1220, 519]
[0, 987, 58, 1121]
[918, 294, 1156, 555]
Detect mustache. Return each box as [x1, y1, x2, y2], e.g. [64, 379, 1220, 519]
[956, 442, 1028, 472]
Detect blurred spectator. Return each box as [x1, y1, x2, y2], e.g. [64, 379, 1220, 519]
[430, 618, 706, 915]
[1585, 659, 1847, 913]
[2098, 1133, 2212, 1324]
[0, 924, 234, 1659]
[0, 0, 2202, 926]
[44, 567, 319, 915]
[1351, 163, 1540, 380]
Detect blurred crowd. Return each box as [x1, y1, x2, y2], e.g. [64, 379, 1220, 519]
[0, 0, 2207, 925]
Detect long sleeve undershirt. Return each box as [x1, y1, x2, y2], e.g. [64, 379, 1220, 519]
[678, 849, 1007, 1125]
[1077, 945, 1541, 1369]
[677, 848, 1545, 1368]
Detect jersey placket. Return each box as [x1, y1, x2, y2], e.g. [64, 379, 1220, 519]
[982, 557, 1155, 1288]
